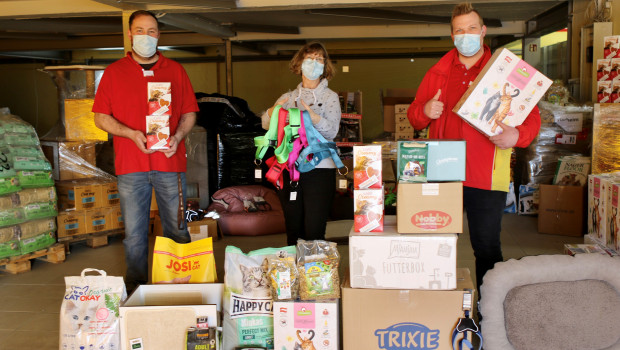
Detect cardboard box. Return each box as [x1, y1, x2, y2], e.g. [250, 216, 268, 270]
[101, 180, 119, 207]
[397, 182, 463, 234]
[342, 268, 474, 350]
[41, 141, 98, 181]
[588, 173, 620, 244]
[383, 88, 416, 133]
[84, 207, 109, 234]
[56, 179, 103, 211]
[607, 181, 620, 251]
[397, 140, 466, 182]
[106, 205, 124, 230]
[120, 283, 223, 350]
[188, 218, 218, 242]
[56, 210, 86, 238]
[453, 48, 552, 137]
[350, 216, 457, 289]
[64, 99, 108, 141]
[537, 184, 585, 236]
[273, 301, 339, 350]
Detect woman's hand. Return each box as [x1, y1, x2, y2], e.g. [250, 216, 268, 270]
[267, 97, 289, 117]
[300, 99, 321, 124]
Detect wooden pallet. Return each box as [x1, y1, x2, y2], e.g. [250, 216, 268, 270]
[0, 243, 66, 274]
[58, 229, 124, 251]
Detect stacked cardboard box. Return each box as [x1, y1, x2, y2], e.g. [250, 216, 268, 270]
[56, 179, 121, 238]
[353, 145, 384, 232]
[587, 172, 620, 252]
[394, 104, 414, 140]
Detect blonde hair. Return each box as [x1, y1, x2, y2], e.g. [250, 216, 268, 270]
[451, 3, 484, 32]
[289, 41, 335, 80]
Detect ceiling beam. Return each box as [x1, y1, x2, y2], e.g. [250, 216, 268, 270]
[157, 12, 235, 38]
[230, 23, 299, 35]
[117, 0, 236, 9]
[0, 18, 121, 33]
[0, 31, 69, 40]
[306, 8, 453, 24]
[0, 50, 69, 60]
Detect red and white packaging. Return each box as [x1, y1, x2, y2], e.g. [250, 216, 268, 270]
[597, 81, 612, 103]
[353, 145, 382, 189]
[146, 115, 170, 150]
[611, 79, 620, 104]
[597, 59, 612, 82]
[610, 58, 620, 82]
[604, 35, 620, 59]
[353, 189, 384, 232]
[147, 82, 172, 116]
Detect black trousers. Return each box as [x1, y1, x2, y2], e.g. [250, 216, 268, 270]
[463, 186, 507, 296]
[276, 168, 336, 246]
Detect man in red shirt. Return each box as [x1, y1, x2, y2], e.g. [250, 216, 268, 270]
[93, 10, 199, 292]
[408, 3, 541, 295]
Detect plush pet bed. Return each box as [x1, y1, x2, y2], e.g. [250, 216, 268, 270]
[207, 185, 285, 236]
[480, 254, 620, 350]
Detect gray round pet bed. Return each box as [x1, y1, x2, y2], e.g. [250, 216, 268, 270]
[480, 253, 620, 350]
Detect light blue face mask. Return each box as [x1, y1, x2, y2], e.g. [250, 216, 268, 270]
[301, 58, 325, 80]
[132, 34, 158, 58]
[454, 34, 482, 57]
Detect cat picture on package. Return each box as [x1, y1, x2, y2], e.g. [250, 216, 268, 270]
[296, 329, 317, 350]
[480, 82, 520, 133]
[239, 258, 271, 298]
[592, 198, 601, 239]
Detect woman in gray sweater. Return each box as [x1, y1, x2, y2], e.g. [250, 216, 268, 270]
[260, 41, 341, 245]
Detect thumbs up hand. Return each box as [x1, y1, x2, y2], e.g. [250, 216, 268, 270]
[424, 89, 444, 120]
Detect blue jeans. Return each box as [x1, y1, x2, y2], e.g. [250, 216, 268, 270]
[118, 171, 190, 291]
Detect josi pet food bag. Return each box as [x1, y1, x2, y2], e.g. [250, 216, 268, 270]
[59, 268, 126, 350]
[152, 236, 217, 284]
[223, 245, 296, 350]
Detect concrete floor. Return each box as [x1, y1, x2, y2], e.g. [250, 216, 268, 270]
[0, 213, 583, 349]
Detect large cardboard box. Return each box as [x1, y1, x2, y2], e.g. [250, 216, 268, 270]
[106, 205, 124, 230]
[56, 179, 103, 211]
[397, 140, 466, 182]
[342, 268, 474, 350]
[383, 88, 416, 133]
[273, 301, 339, 350]
[101, 180, 119, 207]
[188, 218, 218, 242]
[84, 207, 109, 234]
[397, 182, 463, 234]
[350, 216, 457, 289]
[56, 210, 86, 238]
[453, 48, 552, 137]
[64, 98, 108, 141]
[120, 283, 223, 350]
[537, 184, 585, 236]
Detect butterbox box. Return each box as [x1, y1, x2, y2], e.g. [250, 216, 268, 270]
[397, 182, 463, 234]
[350, 216, 457, 290]
[273, 301, 339, 350]
[453, 48, 552, 137]
[342, 268, 474, 350]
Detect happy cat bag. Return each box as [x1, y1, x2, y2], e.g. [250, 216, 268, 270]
[59, 268, 127, 350]
[223, 245, 296, 350]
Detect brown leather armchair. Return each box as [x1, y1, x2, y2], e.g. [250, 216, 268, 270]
[207, 185, 285, 236]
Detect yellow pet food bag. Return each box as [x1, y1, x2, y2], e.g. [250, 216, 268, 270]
[152, 236, 217, 284]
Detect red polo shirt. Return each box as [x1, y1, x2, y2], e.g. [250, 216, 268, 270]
[92, 52, 199, 175]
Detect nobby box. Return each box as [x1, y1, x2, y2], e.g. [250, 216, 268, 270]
[397, 182, 463, 234]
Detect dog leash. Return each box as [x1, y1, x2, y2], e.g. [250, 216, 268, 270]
[451, 290, 482, 350]
[295, 110, 347, 175]
[177, 173, 186, 230]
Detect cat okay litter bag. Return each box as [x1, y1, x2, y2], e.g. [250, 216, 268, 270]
[223, 245, 296, 350]
[59, 268, 127, 350]
[152, 236, 217, 284]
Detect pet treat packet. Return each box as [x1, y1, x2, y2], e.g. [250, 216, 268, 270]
[353, 145, 382, 189]
[59, 268, 126, 350]
[223, 245, 296, 350]
[296, 239, 340, 300]
[146, 115, 171, 150]
[398, 141, 428, 183]
[553, 155, 591, 186]
[268, 253, 299, 301]
[147, 82, 171, 116]
[152, 236, 217, 284]
[353, 188, 384, 232]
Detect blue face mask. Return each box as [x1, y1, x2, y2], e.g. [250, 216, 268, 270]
[301, 58, 325, 80]
[132, 34, 158, 58]
[454, 34, 482, 57]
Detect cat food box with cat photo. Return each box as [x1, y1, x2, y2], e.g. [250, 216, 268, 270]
[453, 48, 552, 137]
[350, 216, 457, 290]
[587, 173, 620, 246]
[147, 82, 171, 116]
[273, 301, 339, 350]
[146, 114, 170, 150]
[353, 188, 384, 232]
[353, 145, 382, 189]
[342, 268, 474, 350]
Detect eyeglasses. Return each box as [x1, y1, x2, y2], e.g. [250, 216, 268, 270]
[306, 55, 325, 63]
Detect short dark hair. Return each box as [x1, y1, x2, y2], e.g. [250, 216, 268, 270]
[289, 41, 336, 81]
[129, 10, 159, 29]
[451, 3, 484, 32]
